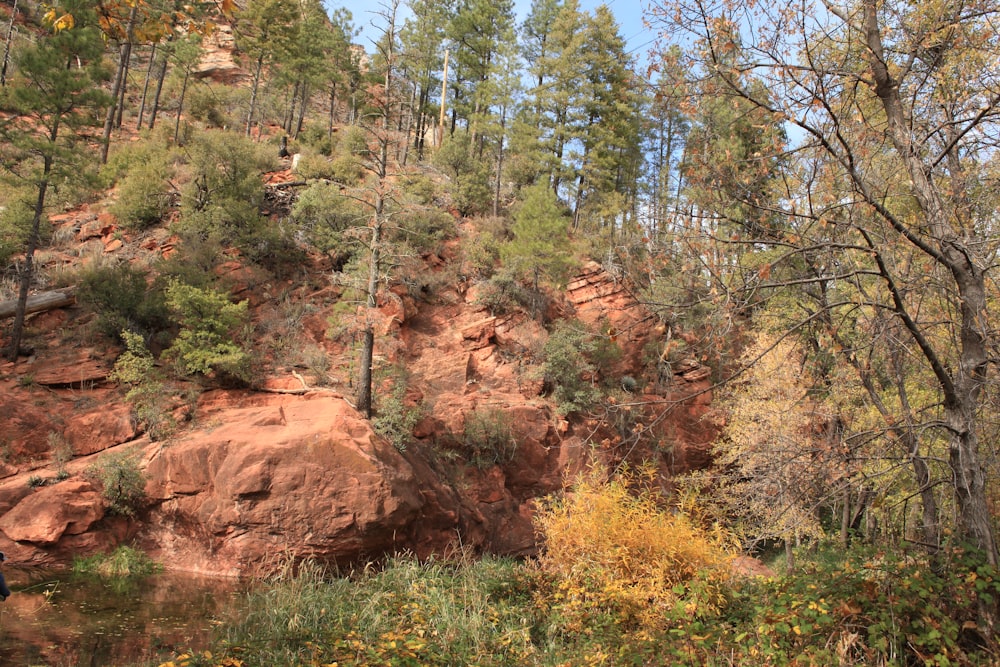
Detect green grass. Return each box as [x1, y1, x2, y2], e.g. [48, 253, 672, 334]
[211, 555, 538, 666]
[74, 544, 161, 578]
[147, 542, 1000, 667]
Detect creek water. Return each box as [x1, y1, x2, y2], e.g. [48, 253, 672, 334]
[0, 567, 248, 667]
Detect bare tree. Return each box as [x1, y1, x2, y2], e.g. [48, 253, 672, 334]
[648, 0, 1000, 578]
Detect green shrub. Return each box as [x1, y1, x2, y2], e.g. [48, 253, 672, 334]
[171, 130, 301, 275]
[393, 207, 457, 255]
[325, 294, 362, 342]
[297, 121, 334, 156]
[290, 152, 334, 180]
[541, 320, 605, 414]
[0, 194, 33, 267]
[86, 448, 145, 517]
[77, 263, 169, 340]
[105, 140, 175, 230]
[474, 267, 534, 316]
[185, 84, 232, 128]
[154, 229, 224, 289]
[340, 124, 368, 155]
[73, 544, 160, 578]
[49, 431, 73, 474]
[237, 217, 307, 278]
[163, 280, 253, 384]
[462, 229, 502, 280]
[432, 132, 493, 216]
[290, 181, 364, 259]
[176, 130, 275, 241]
[463, 407, 517, 468]
[502, 182, 575, 290]
[702, 544, 1000, 667]
[110, 156, 175, 229]
[401, 173, 438, 205]
[110, 331, 174, 440]
[328, 152, 365, 185]
[373, 371, 422, 452]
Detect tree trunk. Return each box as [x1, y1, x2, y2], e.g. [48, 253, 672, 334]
[328, 81, 337, 138]
[840, 487, 851, 549]
[100, 4, 138, 164]
[115, 40, 132, 128]
[784, 533, 795, 575]
[493, 102, 508, 218]
[283, 82, 297, 134]
[1, 0, 18, 87]
[357, 190, 384, 419]
[0, 289, 75, 319]
[174, 67, 190, 145]
[148, 43, 169, 130]
[357, 328, 375, 418]
[245, 54, 264, 137]
[136, 43, 156, 129]
[863, 0, 997, 567]
[7, 131, 55, 361]
[401, 82, 416, 166]
[295, 81, 308, 138]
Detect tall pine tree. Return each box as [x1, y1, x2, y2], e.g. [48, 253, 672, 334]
[0, 0, 109, 359]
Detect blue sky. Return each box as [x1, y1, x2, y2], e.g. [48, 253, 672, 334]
[326, 0, 658, 63]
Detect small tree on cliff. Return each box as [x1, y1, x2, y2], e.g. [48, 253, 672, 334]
[0, 1, 109, 360]
[351, 0, 404, 419]
[502, 182, 575, 291]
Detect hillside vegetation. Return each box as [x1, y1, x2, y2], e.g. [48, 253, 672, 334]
[2, 0, 1000, 663]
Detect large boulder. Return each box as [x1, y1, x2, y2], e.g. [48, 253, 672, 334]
[142, 392, 430, 575]
[0, 480, 104, 545]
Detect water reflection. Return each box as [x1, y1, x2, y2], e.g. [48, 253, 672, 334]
[0, 567, 247, 667]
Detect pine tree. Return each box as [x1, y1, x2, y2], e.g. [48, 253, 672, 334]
[0, 0, 110, 360]
[399, 0, 448, 160]
[570, 6, 646, 237]
[520, 0, 562, 88]
[445, 0, 515, 144]
[513, 0, 587, 194]
[235, 0, 299, 137]
[275, 0, 335, 138]
[356, 0, 403, 419]
[325, 8, 359, 134]
[502, 182, 573, 291]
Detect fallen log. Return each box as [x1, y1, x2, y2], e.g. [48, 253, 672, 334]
[0, 288, 76, 320]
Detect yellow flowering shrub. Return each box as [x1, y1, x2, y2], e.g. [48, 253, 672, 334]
[533, 466, 734, 636]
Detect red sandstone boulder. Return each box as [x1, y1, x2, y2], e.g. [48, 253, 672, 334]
[76, 216, 113, 242]
[143, 393, 429, 574]
[0, 480, 104, 545]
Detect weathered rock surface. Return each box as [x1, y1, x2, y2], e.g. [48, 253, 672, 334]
[140, 393, 432, 574]
[65, 404, 138, 456]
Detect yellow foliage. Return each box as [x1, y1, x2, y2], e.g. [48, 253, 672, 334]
[43, 9, 75, 32]
[533, 466, 734, 635]
[708, 332, 831, 545]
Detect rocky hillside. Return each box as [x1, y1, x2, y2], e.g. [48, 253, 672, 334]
[0, 6, 720, 574]
[0, 183, 720, 575]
